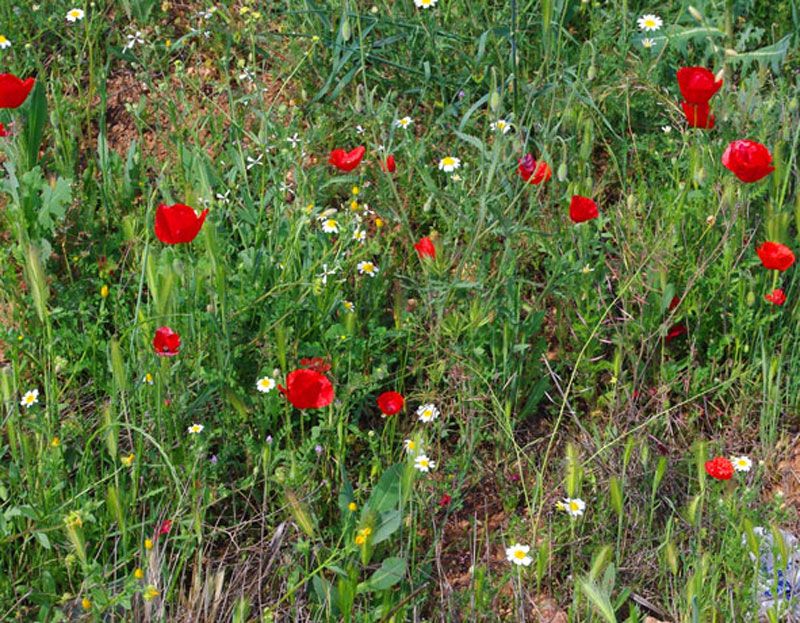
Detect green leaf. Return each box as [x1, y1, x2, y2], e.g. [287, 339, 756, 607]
[34, 531, 51, 550]
[370, 510, 401, 546]
[365, 464, 403, 515]
[38, 177, 72, 231]
[365, 557, 406, 591]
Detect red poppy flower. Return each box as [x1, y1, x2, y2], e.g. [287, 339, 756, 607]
[681, 101, 715, 129]
[518, 154, 551, 185]
[414, 236, 436, 260]
[381, 154, 396, 173]
[0, 123, 8, 138]
[569, 195, 599, 223]
[153, 327, 180, 357]
[668, 296, 680, 311]
[329, 146, 366, 172]
[299, 357, 332, 373]
[278, 368, 334, 409]
[722, 140, 775, 183]
[0, 74, 35, 109]
[157, 519, 172, 537]
[756, 242, 795, 272]
[704, 456, 734, 481]
[765, 289, 787, 306]
[438, 493, 452, 508]
[377, 391, 404, 416]
[676, 67, 722, 104]
[665, 323, 687, 342]
[154, 203, 209, 244]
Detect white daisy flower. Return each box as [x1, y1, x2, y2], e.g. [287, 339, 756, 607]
[66, 8, 85, 22]
[342, 300, 355, 313]
[438, 156, 461, 173]
[416, 403, 439, 423]
[556, 497, 586, 517]
[0, 35, 11, 50]
[188, 423, 204, 435]
[414, 454, 435, 472]
[355, 125, 365, 134]
[286, 133, 301, 147]
[353, 229, 366, 243]
[20, 389, 39, 408]
[641, 37, 656, 49]
[403, 438, 419, 454]
[637, 14, 662, 31]
[490, 119, 512, 134]
[321, 218, 339, 234]
[505, 543, 533, 567]
[662, 125, 672, 134]
[393, 116, 414, 129]
[256, 376, 276, 393]
[414, 0, 438, 8]
[357, 261, 379, 277]
[732, 456, 752, 472]
[143, 373, 154, 385]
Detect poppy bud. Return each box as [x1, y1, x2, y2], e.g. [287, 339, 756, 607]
[489, 90, 501, 113]
[557, 162, 568, 182]
[746, 291, 756, 306]
[587, 64, 596, 81]
[688, 6, 703, 22]
[340, 14, 351, 41]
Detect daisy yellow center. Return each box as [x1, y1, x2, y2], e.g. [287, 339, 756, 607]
[737, 459, 747, 466]
[569, 501, 580, 512]
[643, 18, 657, 28]
[407, 441, 415, 450]
[325, 219, 337, 228]
[362, 262, 374, 272]
[69, 10, 81, 18]
[497, 121, 506, 129]
[419, 459, 429, 467]
[145, 373, 153, 382]
[514, 550, 526, 559]
[24, 395, 34, 404]
[0, 36, 8, 44]
[442, 157, 456, 166]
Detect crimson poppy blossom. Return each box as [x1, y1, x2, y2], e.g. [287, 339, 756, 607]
[278, 368, 334, 409]
[681, 101, 715, 129]
[377, 391, 404, 416]
[668, 296, 680, 311]
[665, 324, 687, 342]
[329, 146, 366, 172]
[414, 236, 436, 260]
[438, 493, 452, 508]
[0, 74, 35, 109]
[765, 289, 787, 306]
[0, 123, 8, 138]
[157, 520, 172, 537]
[569, 195, 599, 223]
[676, 67, 722, 104]
[299, 357, 332, 373]
[756, 242, 795, 272]
[722, 140, 775, 183]
[517, 154, 551, 185]
[705, 456, 734, 481]
[381, 154, 396, 173]
[153, 327, 180, 357]
[154, 203, 209, 244]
